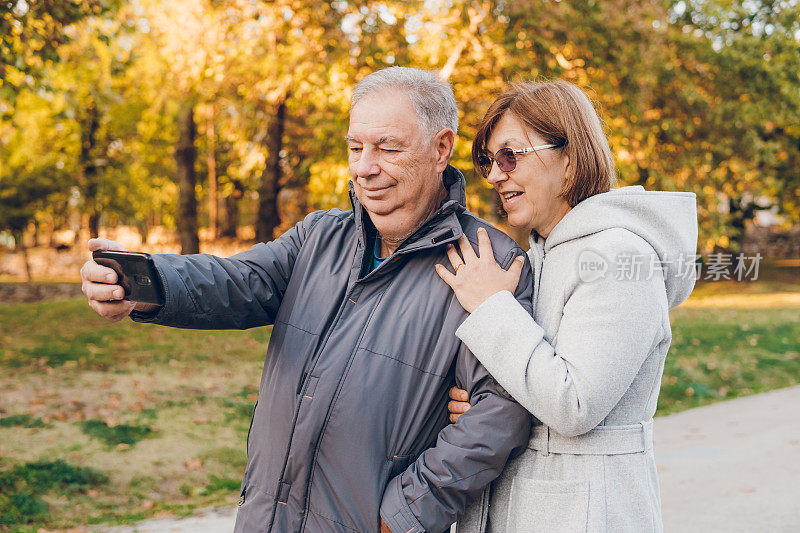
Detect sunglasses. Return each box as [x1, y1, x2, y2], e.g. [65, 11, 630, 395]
[477, 144, 561, 178]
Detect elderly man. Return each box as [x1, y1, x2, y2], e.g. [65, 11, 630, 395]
[80, 67, 531, 533]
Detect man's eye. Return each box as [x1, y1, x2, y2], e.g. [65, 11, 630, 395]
[380, 147, 399, 153]
[348, 146, 362, 153]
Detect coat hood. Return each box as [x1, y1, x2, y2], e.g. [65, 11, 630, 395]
[542, 186, 698, 309]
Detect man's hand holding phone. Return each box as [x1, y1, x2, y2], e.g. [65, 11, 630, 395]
[80, 238, 162, 322]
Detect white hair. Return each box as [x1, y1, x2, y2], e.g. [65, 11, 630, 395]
[351, 67, 459, 137]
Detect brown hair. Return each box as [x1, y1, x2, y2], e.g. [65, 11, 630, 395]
[472, 80, 616, 207]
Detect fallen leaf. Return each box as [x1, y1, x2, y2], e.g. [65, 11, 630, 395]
[184, 458, 202, 470]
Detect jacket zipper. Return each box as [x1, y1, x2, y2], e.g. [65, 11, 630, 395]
[265, 253, 364, 531]
[298, 284, 388, 532]
[263, 210, 461, 530]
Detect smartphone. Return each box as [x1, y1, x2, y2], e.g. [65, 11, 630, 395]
[92, 250, 165, 305]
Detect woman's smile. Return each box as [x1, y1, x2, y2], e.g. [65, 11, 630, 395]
[498, 189, 525, 210]
[484, 112, 571, 236]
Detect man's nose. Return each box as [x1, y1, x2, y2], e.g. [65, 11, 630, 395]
[485, 160, 508, 186]
[355, 148, 381, 179]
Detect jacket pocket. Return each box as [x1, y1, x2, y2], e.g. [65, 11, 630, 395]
[387, 454, 413, 480]
[233, 485, 273, 533]
[506, 477, 589, 533]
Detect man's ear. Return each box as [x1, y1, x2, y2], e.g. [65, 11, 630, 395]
[433, 128, 455, 173]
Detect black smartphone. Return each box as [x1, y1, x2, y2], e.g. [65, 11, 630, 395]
[92, 250, 165, 305]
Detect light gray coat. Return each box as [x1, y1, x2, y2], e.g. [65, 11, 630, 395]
[455, 186, 697, 532]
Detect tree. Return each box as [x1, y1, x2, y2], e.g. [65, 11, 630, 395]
[0, 0, 123, 250]
[0, 88, 71, 278]
[175, 99, 200, 253]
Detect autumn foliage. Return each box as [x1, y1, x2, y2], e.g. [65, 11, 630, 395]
[1, 0, 798, 257]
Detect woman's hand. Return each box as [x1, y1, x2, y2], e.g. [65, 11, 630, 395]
[447, 386, 471, 423]
[435, 227, 525, 313]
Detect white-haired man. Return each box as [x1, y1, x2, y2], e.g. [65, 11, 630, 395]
[80, 67, 532, 533]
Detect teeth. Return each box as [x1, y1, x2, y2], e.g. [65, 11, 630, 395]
[502, 192, 522, 200]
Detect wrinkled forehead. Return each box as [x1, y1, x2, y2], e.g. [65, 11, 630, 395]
[347, 90, 427, 143]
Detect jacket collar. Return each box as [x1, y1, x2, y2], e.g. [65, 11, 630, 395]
[348, 165, 467, 254]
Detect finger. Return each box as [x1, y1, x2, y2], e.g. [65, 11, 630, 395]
[458, 234, 478, 261]
[81, 260, 118, 284]
[107, 301, 136, 322]
[87, 237, 127, 252]
[476, 227, 495, 261]
[449, 386, 469, 402]
[449, 413, 459, 424]
[448, 400, 471, 414]
[445, 244, 463, 271]
[435, 263, 457, 288]
[88, 298, 131, 319]
[104, 308, 132, 323]
[85, 282, 125, 302]
[507, 255, 525, 283]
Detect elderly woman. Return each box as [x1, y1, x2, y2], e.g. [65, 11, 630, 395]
[435, 80, 697, 532]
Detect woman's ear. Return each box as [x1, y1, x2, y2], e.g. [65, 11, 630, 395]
[434, 128, 455, 173]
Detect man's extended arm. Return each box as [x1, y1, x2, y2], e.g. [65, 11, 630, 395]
[129, 210, 324, 329]
[379, 255, 533, 533]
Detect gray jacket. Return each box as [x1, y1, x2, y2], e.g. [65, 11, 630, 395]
[131, 166, 532, 533]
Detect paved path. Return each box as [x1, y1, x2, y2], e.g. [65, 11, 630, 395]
[101, 386, 800, 532]
[656, 385, 800, 532]
[101, 507, 236, 532]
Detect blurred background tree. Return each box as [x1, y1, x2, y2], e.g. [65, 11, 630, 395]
[1, 0, 798, 260]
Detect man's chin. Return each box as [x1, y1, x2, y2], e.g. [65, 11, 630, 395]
[359, 198, 398, 218]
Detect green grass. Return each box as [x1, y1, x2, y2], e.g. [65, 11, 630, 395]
[0, 460, 108, 526]
[0, 415, 51, 428]
[658, 302, 800, 414]
[80, 420, 155, 447]
[0, 297, 267, 529]
[0, 276, 798, 529]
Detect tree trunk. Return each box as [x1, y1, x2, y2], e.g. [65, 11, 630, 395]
[49, 223, 57, 247]
[80, 100, 100, 238]
[256, 97, 287, 243]
[221, 179, 243, 239]
[135, 219, 150, 246]
[175, 100, 200, 254]
[88, 212, 100, 239]
[13, 231, 32, 282]
[207, 117, 217, 240]
[728, 197, 761, 254]
[31, 219, 40, 247]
